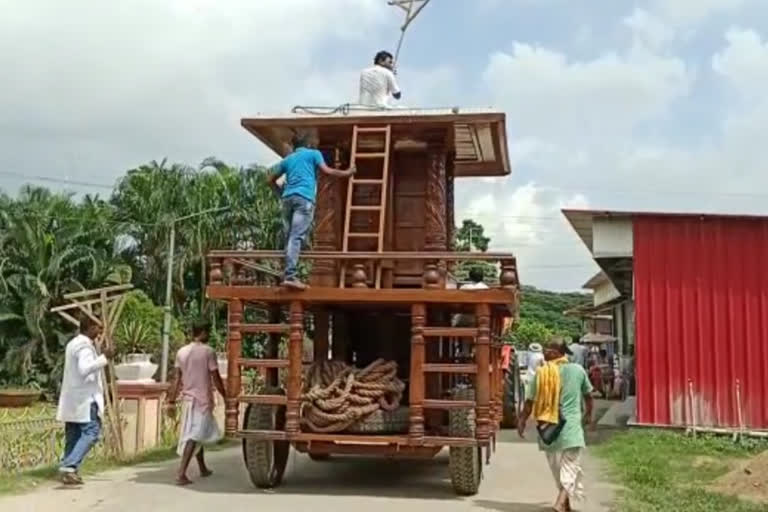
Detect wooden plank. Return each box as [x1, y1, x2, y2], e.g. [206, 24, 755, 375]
[422, 436, 477, 447]
[354, 152, 388, 159]
[62, 284, 133, 300]
[347, 233, 379, 238]
[422, 363, 477, 374]
[351, 179, 383, 185]
[422, 327, 478, 337]
[239, 323, 289, 333]
[209, 250, 515, 261]
[350, 205, 382, 211]
[422, 399, 475, 409]
[241, 112, 505, 130]
[239, 394, 288, 405]
[376, 125, 392, 288]
[237, 358, 290, 369]
[235, 429, 288, 440]
[50, 295, 121, 312]
[207, 286, 517, 305]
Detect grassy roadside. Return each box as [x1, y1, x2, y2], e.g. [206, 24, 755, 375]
[0, 440, 235, 496]
[594, 430, 768, 512]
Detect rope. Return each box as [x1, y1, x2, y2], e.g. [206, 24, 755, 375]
[300, 359, 405, 433]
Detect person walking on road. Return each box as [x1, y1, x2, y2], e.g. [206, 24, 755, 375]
[57, 316, 113, 485]
[517, 341, 594, 512]
[167, 322, 227, 486]
[269, 133, 355, 290]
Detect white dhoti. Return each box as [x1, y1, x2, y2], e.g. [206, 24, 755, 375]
[177, 398, 221, 456]
[546, 448, 585, 501]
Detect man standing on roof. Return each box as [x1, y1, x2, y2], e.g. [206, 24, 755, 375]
[269, 133, 355, 290]
[359, 50, 402, 108]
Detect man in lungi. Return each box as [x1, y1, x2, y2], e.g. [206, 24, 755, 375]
[517, 340, 594, 512]
[167, 322, 226, 486]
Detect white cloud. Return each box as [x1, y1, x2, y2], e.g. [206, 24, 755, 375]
[650, 0, 748, 26]
[482, 42, 693, 143]
[623, 8, 676, 50]
[712, 28, 768, 98]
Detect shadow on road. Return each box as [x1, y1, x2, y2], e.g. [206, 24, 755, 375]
[130, 451, 461, 500]
[473, 500, 552, 512]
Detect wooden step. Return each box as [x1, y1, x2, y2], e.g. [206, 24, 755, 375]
[240, 323, 289, 333]
[422, 399, 476, 410]
[347, 232, 379, 238]
[422, 327, 479, 338]
[422, 363, 477, 374]
[355, 127, 390, 133]
[237, 358, 289, 369]
[351, 179, 384, 185]
[239, 394, 287, 405]
[349, 205, 382, 211]
[354, 152, 388, 159]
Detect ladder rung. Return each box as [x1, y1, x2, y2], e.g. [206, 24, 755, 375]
[352, 179, 383, 185]
[422, 399, 476, 410]
[239, 394, 287, 405]
[347, 233, 379, 238]
[237, 358, 289, 369]
[350, 205, 382, 211]
[422, 327, 479, 338]
[354, 153, 387, 159]
[422, 363, 477, 374]
[240, 323, 289, 333]
[356, 127, 390, 133]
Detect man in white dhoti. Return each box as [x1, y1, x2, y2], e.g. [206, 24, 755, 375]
[167, 322, 226, 486]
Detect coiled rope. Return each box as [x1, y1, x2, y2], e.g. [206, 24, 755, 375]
[300, 359, 405, 433]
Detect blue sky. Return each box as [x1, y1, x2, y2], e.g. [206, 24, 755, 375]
[2, 0, 768, 290]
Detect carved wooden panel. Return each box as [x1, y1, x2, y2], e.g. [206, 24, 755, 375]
[393, 153, 427, 276]
[425, 148, 447, 251]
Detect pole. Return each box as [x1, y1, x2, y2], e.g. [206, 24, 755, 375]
[160, 221, 175, 383]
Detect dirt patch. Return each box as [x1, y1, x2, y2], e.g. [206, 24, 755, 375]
[711, 450, 768, 504]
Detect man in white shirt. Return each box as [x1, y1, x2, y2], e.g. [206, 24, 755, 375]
[56, 316, 113, 485]
[358, 50, 402, 108]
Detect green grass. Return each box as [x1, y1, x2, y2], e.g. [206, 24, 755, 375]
[594, 430, 768, 512]
[0, 439, 234, 496]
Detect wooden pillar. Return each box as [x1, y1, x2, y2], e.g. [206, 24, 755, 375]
[225, 299, 243, 435]
[409, 303, 426, 440]
[267, 305, 281, 387]
[314, 308, 330, 362]
[446, 160, 455, 251]
[286, 301, 304, 434]
[475, 303, 491, 441]
[310, 170, 339, 287]
[424, 148, 448, 252]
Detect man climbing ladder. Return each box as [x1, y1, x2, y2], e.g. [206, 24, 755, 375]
[269, 133, 355, 290]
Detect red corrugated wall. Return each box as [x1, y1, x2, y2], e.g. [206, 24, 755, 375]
[634, 216, 768, 429]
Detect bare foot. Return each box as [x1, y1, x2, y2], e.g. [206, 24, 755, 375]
[175, 475, 193, 486]
[200, 468, 213, 478]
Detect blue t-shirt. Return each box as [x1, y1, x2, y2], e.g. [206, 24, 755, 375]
[274, 147, 325, 203]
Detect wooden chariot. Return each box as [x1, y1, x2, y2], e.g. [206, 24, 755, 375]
[207, 108, 520, 495]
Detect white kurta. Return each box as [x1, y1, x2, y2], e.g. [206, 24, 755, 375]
[57, 334, 108, 423]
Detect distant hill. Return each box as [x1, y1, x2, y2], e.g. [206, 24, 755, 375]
[519, 285, 591, 337]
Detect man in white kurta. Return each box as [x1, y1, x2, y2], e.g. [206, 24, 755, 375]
[358, 50, 402, 108]
[57, 317, 112, 485]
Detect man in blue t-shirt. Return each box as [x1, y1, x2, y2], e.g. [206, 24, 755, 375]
[269, 133, 355, 290]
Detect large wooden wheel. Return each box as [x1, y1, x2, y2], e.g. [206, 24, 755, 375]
[242, 388, 290, 489]
[448, 388, 482, 496]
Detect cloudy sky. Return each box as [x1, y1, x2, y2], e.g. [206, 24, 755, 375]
[3, 0, 768, 290]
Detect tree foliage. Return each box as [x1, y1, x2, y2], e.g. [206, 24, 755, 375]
[0, 159, 284, 391]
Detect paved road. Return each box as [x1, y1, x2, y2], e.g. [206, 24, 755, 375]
[2, 432, 615, 512]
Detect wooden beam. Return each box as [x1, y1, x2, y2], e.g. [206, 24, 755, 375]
[207, 286, 516, 305]
[209, 250, 515, 261]
[62, 284, 133, 300]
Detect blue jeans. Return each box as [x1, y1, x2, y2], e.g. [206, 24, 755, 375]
[60, 402, 101, 472]
[282, 195, 315, 280]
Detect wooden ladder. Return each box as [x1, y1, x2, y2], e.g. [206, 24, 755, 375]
[340, 124, 392, 288]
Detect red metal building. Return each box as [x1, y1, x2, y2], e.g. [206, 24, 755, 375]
[564, 209, 768, 431]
